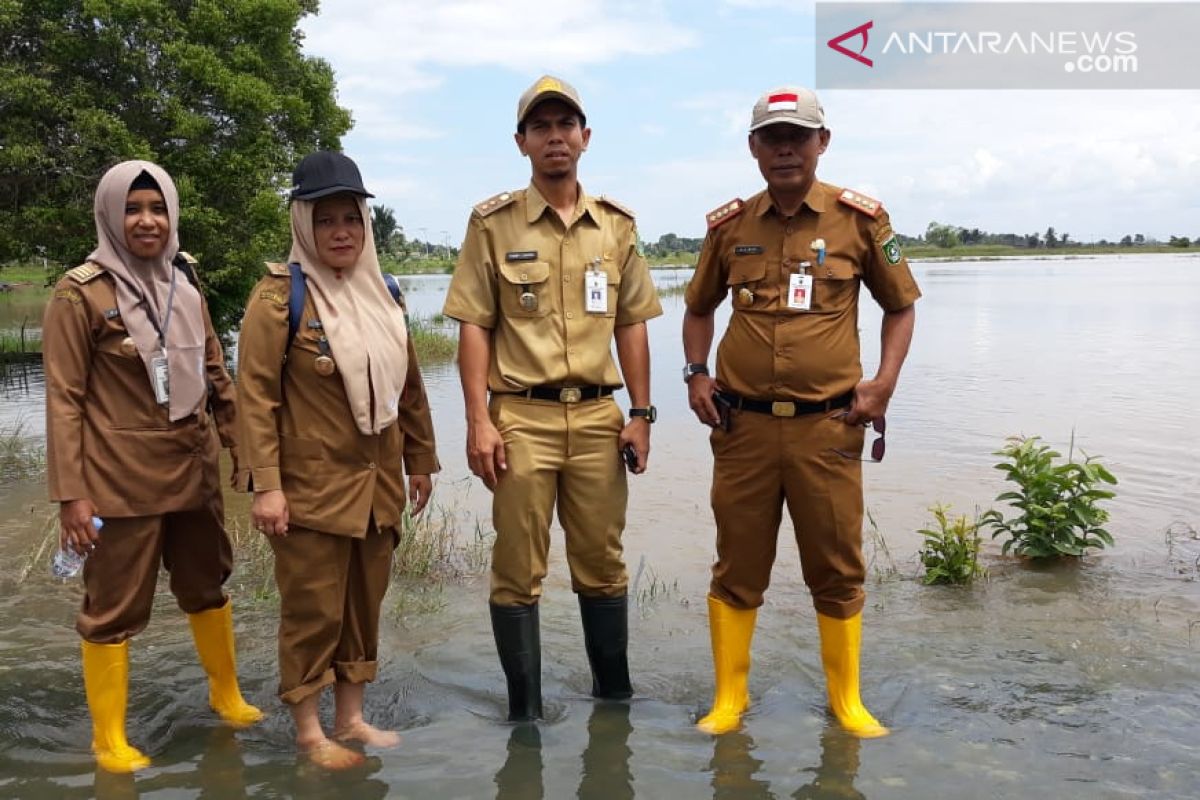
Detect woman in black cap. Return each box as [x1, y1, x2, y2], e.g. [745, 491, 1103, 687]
[235, 151, 439, 768]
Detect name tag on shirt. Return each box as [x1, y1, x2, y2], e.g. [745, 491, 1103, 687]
[585, 270, 608, 314]
[787, 272, 813, 311]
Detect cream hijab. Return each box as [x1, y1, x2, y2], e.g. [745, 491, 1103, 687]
[288, 195, 409, 435]
[88, 161, 207, 421]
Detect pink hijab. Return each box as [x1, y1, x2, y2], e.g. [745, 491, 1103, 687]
[87, 160, 207, 421]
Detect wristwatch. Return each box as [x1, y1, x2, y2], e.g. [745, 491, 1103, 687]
[682, 363, 710, 383]
[629, 405, 657, 424]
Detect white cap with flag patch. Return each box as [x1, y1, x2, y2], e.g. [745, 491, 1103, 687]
[749, 86, 825, 131]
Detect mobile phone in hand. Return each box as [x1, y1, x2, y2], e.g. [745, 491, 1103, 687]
[713, 393, 733, 432]
[622, 443, 638, 471]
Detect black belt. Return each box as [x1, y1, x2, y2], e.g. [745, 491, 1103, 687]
[504, 385, 615, 403]
[716, 390, 853, 418]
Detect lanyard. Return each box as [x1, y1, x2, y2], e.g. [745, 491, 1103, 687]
[141, 265, 178, 350]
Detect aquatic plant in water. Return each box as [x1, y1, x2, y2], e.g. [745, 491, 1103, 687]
[981, 434, 1117, 559]
[918, 504, 987, 585]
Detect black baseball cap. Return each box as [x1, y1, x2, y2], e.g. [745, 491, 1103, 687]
[290, 151, 374, 201]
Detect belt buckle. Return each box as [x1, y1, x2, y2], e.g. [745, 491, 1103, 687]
[771, 401, 796, 417]
[559, 387, 582, 403]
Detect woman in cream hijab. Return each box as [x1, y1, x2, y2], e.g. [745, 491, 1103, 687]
[236, 151, 440, 769]
[42, 160, 261, 774]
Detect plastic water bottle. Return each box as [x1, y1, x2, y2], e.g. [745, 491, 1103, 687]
[50, 517, 103, 579]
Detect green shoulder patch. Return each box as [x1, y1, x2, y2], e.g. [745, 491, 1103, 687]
[881, 234, 903, 265]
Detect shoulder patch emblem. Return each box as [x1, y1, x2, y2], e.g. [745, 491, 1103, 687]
[597, 195, 636, 219]
[264, 261, 291, 277]
[54, 287, 82, 304]
[881, 234, 903, 265]
[706, 199, 744, 230]
[258, 289, 288, 307]
[837, 189, 882, 218]
[473, 191, 517, 217]
[66, 262, 105, 284]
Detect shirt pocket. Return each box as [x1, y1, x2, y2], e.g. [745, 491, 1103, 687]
[498, 261, 553, 319]
[811, 259, 858, 314]
[726, 256, 777, 312]
[593, 263, 622, 318]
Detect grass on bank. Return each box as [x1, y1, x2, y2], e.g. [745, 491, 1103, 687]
[408, 313, 457, 363]
[0, 420, 46, 482]
[904, 243, 1200, 260]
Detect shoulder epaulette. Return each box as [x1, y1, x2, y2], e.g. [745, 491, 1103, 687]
[597, 195, 635, 219]
[473, 191, 518, 217]
[837, 188, 882, 218]
[177, 251, 198, 264]
[66, 262, 105, 284]
[706, 199, 744, 230]
[264, 261, 291, 277]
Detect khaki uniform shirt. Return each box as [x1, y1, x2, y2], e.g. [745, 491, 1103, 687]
[443, 183, 662, 391]
[685, 183, 921, 402]
[235, 267, 440, 537]
[43, 262, 235, 516]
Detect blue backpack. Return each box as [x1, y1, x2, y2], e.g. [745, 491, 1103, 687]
[285, 262, 404, 351]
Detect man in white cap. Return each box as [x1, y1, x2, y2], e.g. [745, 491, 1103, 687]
[444, 75, 662, 721]
[682, 86, 920, 737]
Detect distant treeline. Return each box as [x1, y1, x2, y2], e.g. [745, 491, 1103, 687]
[903, 223, 1198, 250]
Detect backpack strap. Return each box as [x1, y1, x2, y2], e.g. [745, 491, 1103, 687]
[382, 272, 402, 305]
[286, 262, 305, 357]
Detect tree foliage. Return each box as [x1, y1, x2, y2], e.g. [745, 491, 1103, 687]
[0, 0, 351, 331]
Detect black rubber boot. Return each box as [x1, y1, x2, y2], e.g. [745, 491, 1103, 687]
[578, 594, 633, 700]
[490, 602, 544, 721]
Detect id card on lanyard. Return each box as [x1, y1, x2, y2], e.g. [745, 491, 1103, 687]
[144, 266, 178, 406]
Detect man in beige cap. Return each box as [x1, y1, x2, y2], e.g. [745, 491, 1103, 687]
[683, 86, 920, 737]
[443, 75, 662, 721]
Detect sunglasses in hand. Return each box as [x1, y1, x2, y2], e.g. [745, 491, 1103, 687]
[832, 413, 886, 462]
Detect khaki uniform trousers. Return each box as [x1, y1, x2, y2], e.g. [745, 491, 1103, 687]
[77, 495, 232, 643]
[489, 394, 629, 606]
[709, 408, 867, 619]
[269, 519, 394, 705]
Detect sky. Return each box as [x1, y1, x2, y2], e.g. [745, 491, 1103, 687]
[299, 0, 1200, 245]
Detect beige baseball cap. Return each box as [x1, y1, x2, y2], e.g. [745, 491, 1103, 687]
[517, 75, 585, 125]
[749, 86, 825, 131]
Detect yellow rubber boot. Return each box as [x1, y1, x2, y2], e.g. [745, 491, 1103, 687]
[816, 612, 889, 738]
[187, 601, 264, 728]
[81, 640, 151, 773]
[697, 595, 758, 735]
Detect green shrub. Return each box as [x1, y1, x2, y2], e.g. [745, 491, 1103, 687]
[918, 504, 987, 585]
[980, 435, 1117, 558]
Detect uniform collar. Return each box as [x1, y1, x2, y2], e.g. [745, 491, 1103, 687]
[525, 181, 599, 227]
[753, 181, 828, 217]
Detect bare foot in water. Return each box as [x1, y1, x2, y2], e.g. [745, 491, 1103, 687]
[333, 720, 402, 749]
[300, 737, 365, 770]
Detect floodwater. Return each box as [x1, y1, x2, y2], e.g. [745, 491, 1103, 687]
[1, 255, 1198, 799]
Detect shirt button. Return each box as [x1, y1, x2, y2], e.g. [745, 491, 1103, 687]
[568, 348, 576, 356]
[564, 240, 571, 248]
[367, 462, 377, 470]
[785, 225, 795, 235]
[520, 272, 528, 280]
[566, 311, 574, 319]
[564, 276, 570, 283]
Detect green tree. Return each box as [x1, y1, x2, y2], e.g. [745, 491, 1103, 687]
[1119, 235, 1133, 246]
[1044, 227, 1058, 248]
[925, 221, 961, 248]
[371, 204, 399, 256]
[0, 0, 351, 332]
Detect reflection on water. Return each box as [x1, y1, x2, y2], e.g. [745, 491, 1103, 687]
[2, 256, 1199, 798]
